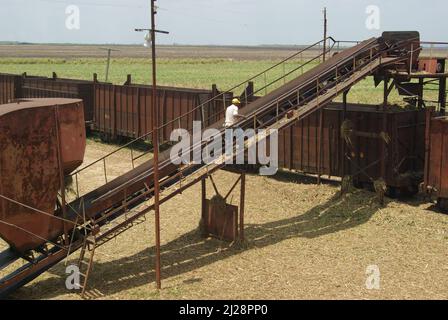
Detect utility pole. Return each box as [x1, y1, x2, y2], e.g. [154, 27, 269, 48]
[323, 7, 327, 62]
[99, 47, 120, 82]
[135, 0, 169, 290]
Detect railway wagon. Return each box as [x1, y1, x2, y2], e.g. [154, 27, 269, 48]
[0, 72, 236, 142]
[21, 74, 98, 122]
[278, 103, 426, 193]
[93, 83, 233, 142]
[424, 112, 448, 212]
[0, 73, 21, 104]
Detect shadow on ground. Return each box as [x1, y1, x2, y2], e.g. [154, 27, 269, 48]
[12, 183, 383, 299]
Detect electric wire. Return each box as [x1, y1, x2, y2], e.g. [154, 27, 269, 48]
[0, 194, 79, 226]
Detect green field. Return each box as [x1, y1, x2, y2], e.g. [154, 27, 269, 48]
[0, 57, 421, 106]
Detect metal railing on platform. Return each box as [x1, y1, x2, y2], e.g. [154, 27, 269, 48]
[68, 37, 338, 199]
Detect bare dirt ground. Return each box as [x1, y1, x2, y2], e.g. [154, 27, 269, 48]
[0, 44, 319, 60]
[2, 139, 447, 300]
[0, 44, 445, 60]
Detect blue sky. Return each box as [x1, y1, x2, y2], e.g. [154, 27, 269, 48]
[0, 0, 446, 45]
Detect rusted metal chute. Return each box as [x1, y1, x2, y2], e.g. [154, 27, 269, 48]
[0, 98, 86, 253]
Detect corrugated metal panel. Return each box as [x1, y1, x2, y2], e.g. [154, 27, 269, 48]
[278, 103, 425, 187]
[93, 83, 231, 142]
[0, 74, 20, 104]
[94, 83, 115, 136]
[21, 76, 96, 122]
[427, 116, 448, 198]
[278, 106, 342, 177]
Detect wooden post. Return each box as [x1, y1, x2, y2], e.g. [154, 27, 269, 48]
[124, 74, 132, 85]
[246, 81, 254, 104]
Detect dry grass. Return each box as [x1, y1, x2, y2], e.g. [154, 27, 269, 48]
[2, 139, 448, 300]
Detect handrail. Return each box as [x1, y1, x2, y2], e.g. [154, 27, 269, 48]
[73, 36, 420, 203]
[70, 37, 335, 178]
[235, 37, 422, 131]
[182, 40, 338, 129]
[127, 45, 335, 166]
[140, 37, 336, 135]
[76, 42, 389, 201]
[69, 36, 419, 201]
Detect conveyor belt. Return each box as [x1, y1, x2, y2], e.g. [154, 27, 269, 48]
[65, 38, 381, 221]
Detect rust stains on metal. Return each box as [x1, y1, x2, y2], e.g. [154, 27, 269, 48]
[202, 198, 239, 242]
[418, 58, 446, 74]
[0, 98, 86, 253]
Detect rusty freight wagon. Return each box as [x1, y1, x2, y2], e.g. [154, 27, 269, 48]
[278, 102, 426, 194]
[424, 112, 448, 212]
[93, 83, 233, 142]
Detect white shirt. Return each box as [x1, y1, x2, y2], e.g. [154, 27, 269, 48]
[224, 104, 239, 127]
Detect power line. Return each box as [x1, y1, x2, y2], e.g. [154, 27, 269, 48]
[0, 194, 79, 226]
[0, 218, 120, 262]
[0, 219, 68, 252]
[157, 6, 250, 28]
